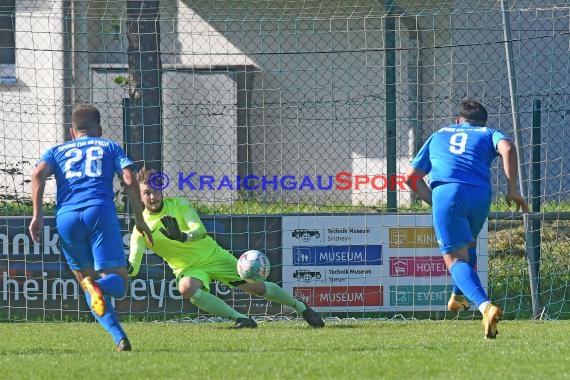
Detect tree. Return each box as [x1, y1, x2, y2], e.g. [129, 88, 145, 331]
[126, 0, 162, 171]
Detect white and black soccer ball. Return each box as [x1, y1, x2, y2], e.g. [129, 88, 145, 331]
[237, 250, 271, 283]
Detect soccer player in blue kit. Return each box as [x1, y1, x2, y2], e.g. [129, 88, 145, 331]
[29, 104, 153, 351]
[405, 99, 529, 339]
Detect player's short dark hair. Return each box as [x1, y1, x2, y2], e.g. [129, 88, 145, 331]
[72, 104, 101, 132]
[459, 99, 488, 125]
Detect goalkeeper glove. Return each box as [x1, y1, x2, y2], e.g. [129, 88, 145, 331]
[159, 215, 189, 242]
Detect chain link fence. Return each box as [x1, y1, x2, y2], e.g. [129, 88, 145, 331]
[0, 0, 569, 320]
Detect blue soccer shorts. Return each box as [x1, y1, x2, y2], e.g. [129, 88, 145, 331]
[431, 182, 492, 254]
[56, 205, 126, 271]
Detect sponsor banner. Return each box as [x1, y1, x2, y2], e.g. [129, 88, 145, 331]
[389, 285, 452, 307]
[283, 215, 488, 312]
[291, 268, 324, 282]
[0, 215, 283, 317]
[0, 216, 61, 259]
[288, 222, 375, 245]
[294, 286, 383, 308]
[290, 228, 322, 242]
[291, 245, 382, 266]
[288, 266, 380, 286]
[389, 256, 447, 277]
[282, 215, 384, 311]
[389, 227, 438, 248]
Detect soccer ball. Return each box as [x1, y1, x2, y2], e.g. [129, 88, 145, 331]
[237, 250, 271, 283]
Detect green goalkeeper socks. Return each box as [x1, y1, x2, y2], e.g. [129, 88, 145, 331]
[190, 288, 246, 321]
[190, 283, 307, 319]
[263, 282, 307, 314]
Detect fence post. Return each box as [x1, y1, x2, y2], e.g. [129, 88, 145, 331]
[385, 0, 397, 212]
[501, 0, 540, 318]
[528, 99, 542, 315]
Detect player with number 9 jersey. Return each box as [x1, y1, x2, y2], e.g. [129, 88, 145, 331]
[411, 125, 509, 191]
[405, 99, 528, 339]
[410, 119, 509, 257]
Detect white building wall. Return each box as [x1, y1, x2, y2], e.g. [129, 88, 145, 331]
[177, 4, 417, 206]
[1, 0, 567, 208]
[0, 1, 66, 203]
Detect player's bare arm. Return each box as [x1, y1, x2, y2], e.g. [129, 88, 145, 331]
[405, 166, 432, 205]
[497, 139, 529, 213]
[29, 161, 53, 243]
[122, 167, 154, 245]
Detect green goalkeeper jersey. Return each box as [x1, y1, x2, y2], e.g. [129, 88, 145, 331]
[129, 197, 225, 278]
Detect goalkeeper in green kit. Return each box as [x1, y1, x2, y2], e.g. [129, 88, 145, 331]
[128, 168, 324, 328]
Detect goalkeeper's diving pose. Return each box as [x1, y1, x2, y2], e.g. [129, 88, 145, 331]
[128, 168, 325, 329]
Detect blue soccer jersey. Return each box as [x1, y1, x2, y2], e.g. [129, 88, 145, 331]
[39, 136, 133, 214]
[411, 123, 510, 189]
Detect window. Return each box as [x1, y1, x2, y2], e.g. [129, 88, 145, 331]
[0, 0, 16, 84]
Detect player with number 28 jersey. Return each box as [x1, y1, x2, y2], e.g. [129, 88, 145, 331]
[40, 137, 132, 214]
[30, 104, 152, 352]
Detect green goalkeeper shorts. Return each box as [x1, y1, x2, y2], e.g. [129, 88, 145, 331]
[176, 248, 242, 292]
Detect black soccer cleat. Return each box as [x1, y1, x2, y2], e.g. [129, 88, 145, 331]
[117, 338, 132, 352]
[300, 301, 325, 328]
[233, 317, 258, 329]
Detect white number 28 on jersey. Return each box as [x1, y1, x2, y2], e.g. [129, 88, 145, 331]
[449, 132, 468, 154]
[64, 147, 104, 178]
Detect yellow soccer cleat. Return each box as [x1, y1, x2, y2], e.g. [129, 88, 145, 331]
[482, 304, 503, 339]
[82, 276, 106, 317]
[447, 294, 470, 312]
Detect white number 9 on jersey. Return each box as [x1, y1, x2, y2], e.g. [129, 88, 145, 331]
[449, 132, 468, 154]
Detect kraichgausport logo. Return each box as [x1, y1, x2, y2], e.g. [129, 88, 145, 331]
[146, 171, 423, 191]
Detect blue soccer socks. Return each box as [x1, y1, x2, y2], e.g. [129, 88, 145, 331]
[449, 260, 489, 308]
[82, 275, 129, 346]
[83, 291, 128, 345]
[451, 246, 478, 296]
[96, 274, 126, 298]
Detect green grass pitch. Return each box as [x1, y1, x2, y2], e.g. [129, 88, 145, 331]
[1, 320, 569, 379]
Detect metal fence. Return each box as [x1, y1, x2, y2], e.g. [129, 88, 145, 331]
[0, 0, 569, 320]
